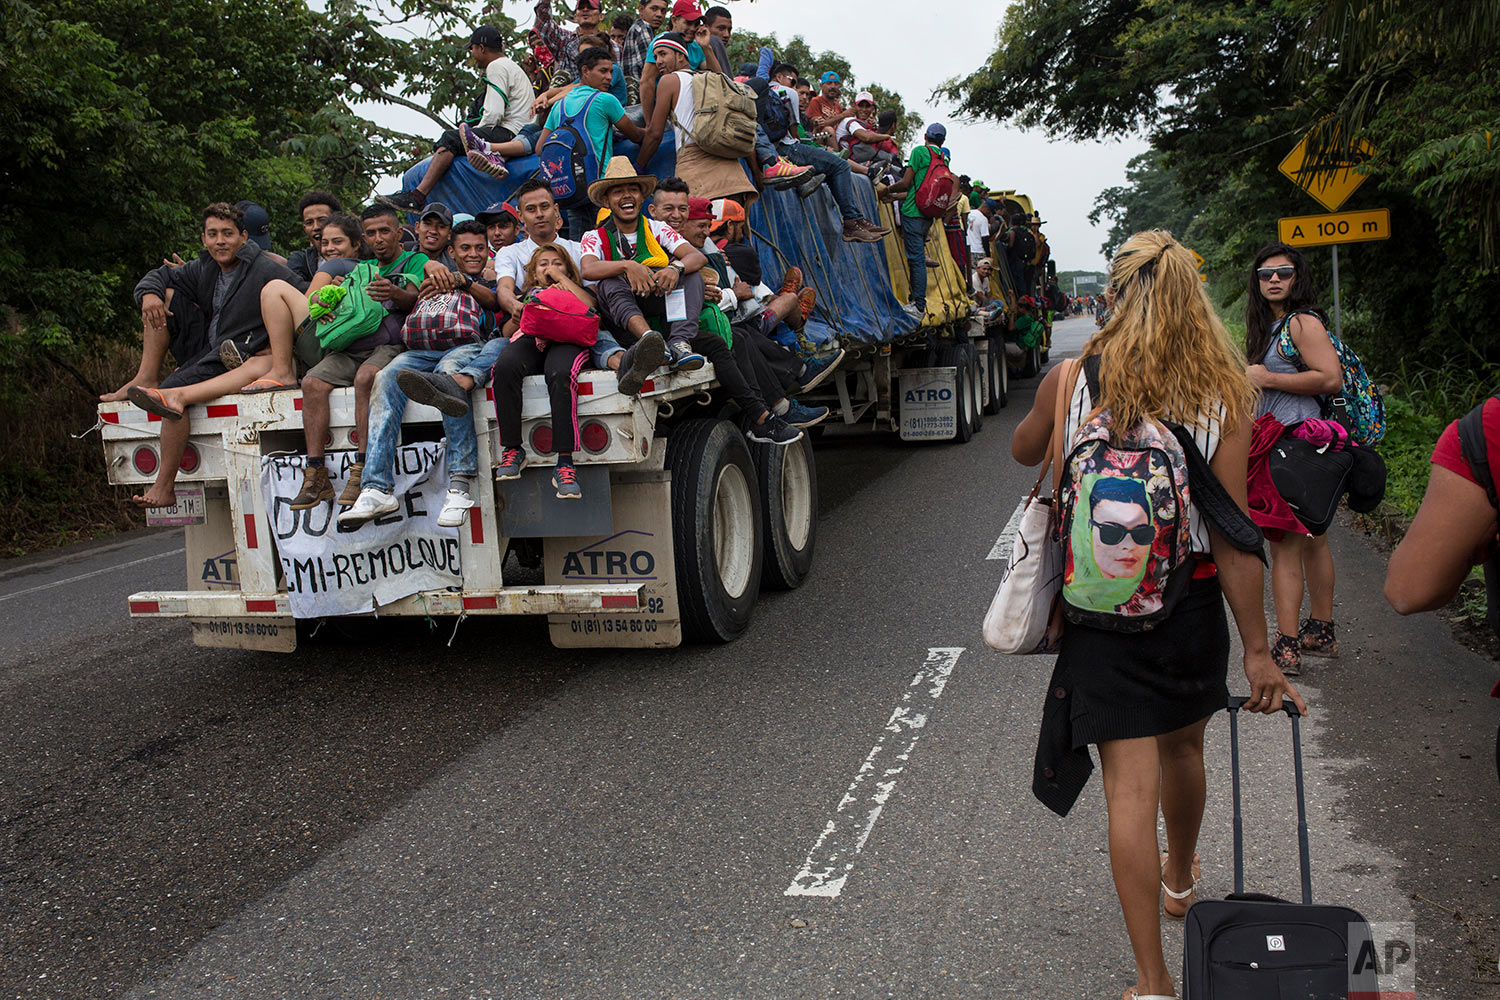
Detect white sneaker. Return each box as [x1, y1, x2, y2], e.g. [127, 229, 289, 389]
[902, 303, 926, 322]
[337, 487, 398, 526]
[436, 488, 477, 527]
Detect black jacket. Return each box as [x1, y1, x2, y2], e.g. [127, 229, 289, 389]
[1032, 656, 1096, 817]
[133, 242, 296, 348]
[285, 246, 321, 286]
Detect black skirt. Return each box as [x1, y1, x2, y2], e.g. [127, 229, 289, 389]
[1060, 577, 1231, 747]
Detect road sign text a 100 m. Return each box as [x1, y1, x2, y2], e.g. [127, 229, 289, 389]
[1278, 209, 1391, 248]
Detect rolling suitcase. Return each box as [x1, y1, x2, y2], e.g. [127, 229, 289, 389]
[1180, 697, 1378, 998]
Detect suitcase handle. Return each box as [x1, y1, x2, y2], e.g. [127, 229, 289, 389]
[1226, 695, 1313, 906]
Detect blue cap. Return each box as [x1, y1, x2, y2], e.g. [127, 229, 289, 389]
[925, 122, 947, 142]
[820, 71, 840, 84]
[452, 213, 476, 225]
[940, 146, 951, 159]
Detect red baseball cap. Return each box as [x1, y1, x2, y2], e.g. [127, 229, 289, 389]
[688, 197, 713, 221]
[671, 0, 704, 20]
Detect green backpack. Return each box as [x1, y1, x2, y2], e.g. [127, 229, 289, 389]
[312, 254, 417, 352]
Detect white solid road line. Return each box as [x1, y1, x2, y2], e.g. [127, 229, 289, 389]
[786, 646, 965, 899]
[0, 547, 183, 605]
[986, 497, 1029, 561]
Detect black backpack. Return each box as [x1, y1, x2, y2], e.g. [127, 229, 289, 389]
[1010, 226, 1036, 264]
[744, 77, 793, 145]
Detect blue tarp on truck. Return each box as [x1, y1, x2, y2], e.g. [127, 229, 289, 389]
[398, 139, 921, 348]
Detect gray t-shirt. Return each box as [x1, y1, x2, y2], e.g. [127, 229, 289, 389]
[206, 266, 235, 345]
[1255, 320, 1322, 425]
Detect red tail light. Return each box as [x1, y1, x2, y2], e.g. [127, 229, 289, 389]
[132, 447, 159, 476]
[531, 424, 554, 454]
[178, 444, 200, 473]
[579, 421, 609, 454]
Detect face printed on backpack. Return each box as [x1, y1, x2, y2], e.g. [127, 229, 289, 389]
[1070, 473, 1154, 610]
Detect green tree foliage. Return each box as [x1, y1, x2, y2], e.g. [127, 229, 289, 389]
[941, 0, 1500, 375]
[1089, 152, 1204, 259]
[725, 29, 918, 148]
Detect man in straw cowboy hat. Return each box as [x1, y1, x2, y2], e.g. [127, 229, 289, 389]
[579, 156, 711, 374]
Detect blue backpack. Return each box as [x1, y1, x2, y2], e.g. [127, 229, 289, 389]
[539, 91, 602, 210]
[1275, 309, 1386, 445]
[745, 77, 792, 145]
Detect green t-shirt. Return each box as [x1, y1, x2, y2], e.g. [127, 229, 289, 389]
[901, 144, 945, 219]
[545, 85, 628, 166]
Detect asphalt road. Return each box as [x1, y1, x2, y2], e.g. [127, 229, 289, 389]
[2, 316, 1496, 999]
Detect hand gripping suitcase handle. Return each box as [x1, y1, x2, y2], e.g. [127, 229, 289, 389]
[1226, 695, 1313, 906]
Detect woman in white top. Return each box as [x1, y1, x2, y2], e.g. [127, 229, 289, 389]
[1011, 230, 1304, 1000]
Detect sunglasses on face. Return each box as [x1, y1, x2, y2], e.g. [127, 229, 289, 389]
[1257, 265, 1295, 282]
[1092, 520, 1154, 546]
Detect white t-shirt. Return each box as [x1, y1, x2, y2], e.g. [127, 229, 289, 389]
[481, 57, 536, 136]
[493, 235, 586, 292]
[579, 218, 688, 261]
[835, 116, 874, 152]
[966, 211, 989, 255]
[669, 70, 697, 150]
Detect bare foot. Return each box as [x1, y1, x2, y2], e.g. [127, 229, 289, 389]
[130, 484, 177, 508]
[101, 377, 155, 403]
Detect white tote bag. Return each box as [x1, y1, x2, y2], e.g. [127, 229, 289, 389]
[982, 478, 1064, 654]
[982, 359, 1076, 654]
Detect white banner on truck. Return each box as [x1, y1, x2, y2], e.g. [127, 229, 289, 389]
[260, 445, 462, 618]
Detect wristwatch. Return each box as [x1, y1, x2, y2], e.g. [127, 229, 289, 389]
[461, 273, 474, 290]
[669, 260, 685, 274]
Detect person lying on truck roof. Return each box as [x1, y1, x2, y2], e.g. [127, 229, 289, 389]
[286, 191, 341, 286]
[117, 203, 306, 507]
[637, 34, 758, 209]
[378, 25, 534, 211]
[580, 157, 711, 378]
[637, 1, 722, 118]
[288, 204, 446, 510]
[339, 220, 504, 527]
[619, 0, 670, 106]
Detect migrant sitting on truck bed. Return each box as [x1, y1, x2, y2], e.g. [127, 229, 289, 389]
[100, 137, 1043, 650]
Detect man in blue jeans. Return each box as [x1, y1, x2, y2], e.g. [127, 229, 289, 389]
[763, 65, 888, 244]
[340, 221, 507, 529]
[881, 122, 949, 321]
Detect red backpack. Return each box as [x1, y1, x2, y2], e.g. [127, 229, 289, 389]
[913, 148, 959, 218]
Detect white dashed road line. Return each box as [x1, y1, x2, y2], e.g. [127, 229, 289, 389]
[785, 646, 965, 899]
[0, 548, 183, 604]
[986, 497, 1029, 561]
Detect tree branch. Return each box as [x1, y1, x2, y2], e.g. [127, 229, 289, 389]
[355, 85, 453, 131]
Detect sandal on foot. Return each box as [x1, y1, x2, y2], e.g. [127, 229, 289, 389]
[1160, 850, 1201, 920]
[127, 386, 183, 421]
[1124, 987, 1179, 1000]
[240, 376, 298, 394]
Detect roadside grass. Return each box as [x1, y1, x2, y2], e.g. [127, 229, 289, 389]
[0, 341, 146, 557]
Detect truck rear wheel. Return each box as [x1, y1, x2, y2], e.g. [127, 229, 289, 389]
[666, 418, 764, 642]
[936, 345, 974, 444]
[967, 344, 984, 435]
[1019, 344, 1041, 379]
[752, 435, 818, 590]
[983, 337, 1006, 413]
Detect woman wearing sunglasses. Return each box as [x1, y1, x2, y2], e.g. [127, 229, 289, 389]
[1245, 243, 1346, 677]
[1012, 230, 1303, 1000]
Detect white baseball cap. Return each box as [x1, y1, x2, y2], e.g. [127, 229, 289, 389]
[854, 90, 875, 105]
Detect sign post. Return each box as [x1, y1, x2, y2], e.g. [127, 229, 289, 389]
[1277, 132, 1382, 343]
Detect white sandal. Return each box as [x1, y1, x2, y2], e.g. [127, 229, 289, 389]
[1124, 987, 1179, 1000]
[1160, 850, 1200, 921]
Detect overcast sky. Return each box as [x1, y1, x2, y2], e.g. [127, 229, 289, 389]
[367, 0, 1149, 272]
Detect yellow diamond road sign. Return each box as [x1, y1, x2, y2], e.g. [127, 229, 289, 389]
[1189, 248, 1207, 282]
[1279, 134, 1376, 212]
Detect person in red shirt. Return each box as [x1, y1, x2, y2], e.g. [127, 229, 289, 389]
[1387, 395, 1500, 779]
[805, 71, 850, 132]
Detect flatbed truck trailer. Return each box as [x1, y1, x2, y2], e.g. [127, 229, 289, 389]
[101, 151, 1049, 652]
